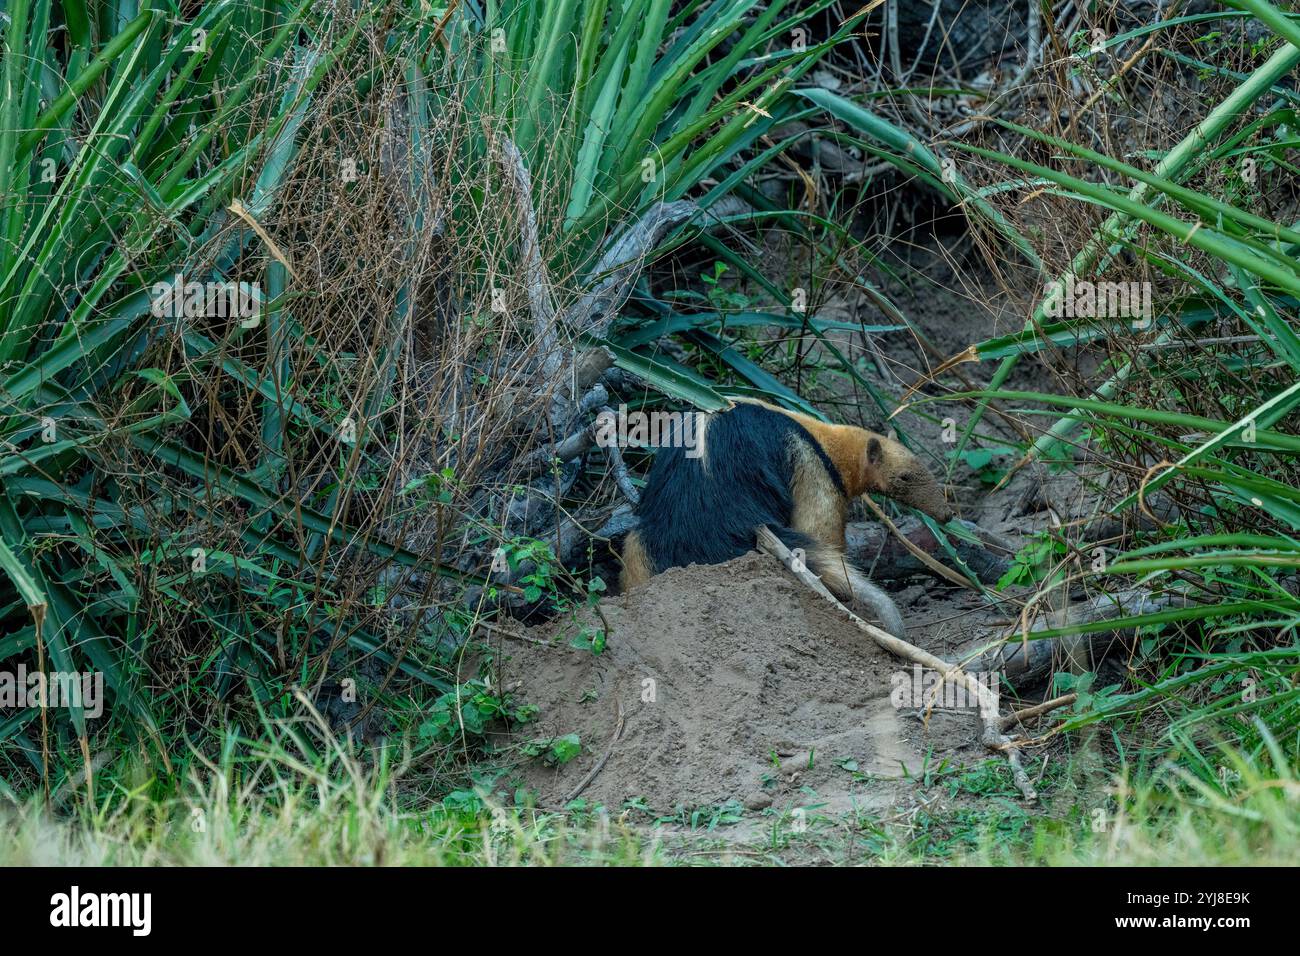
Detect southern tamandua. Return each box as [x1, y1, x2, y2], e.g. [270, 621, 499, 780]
[619, 398, 954, 637]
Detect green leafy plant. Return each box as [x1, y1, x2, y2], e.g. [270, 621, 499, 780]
[418, 678, 536, 743]
[997, 532, 1068, 589]
[700, 262, 752, 313]
[927, 0, 1300, 772]
[951, 445, 1017, 487]
[520, 732, 581, 766]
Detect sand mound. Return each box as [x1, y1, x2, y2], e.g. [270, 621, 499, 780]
[491, 553, 986, 816]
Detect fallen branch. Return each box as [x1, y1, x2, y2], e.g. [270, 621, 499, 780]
[564, 699, 626, 803]
[519, 384, 609, 473]
[565, 200, 698, 339]
[494, 138, 562, 387]
[859, 496, 978, 591]
[962, 588, 1184, 684]
[597, 408, 641, 505]
[480, 620, 575, 651]
[591, 505, 638, 544]
[544, 200, 698, 429]
[848, 516, 1013, 584]
[1000, 693, 1077, 731]
[756, 526, 1037, 802]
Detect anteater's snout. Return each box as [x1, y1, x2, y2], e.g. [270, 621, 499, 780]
[889, 469, 954, 524]
[867, 436, 954, 524]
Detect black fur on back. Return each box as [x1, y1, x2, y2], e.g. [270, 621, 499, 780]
[634, 402, 846, 573]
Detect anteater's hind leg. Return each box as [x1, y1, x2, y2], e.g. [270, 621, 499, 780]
[618, 529, 655, 592]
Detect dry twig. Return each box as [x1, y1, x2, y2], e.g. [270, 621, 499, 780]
[564, 699, 627, 803]
[1000, 692, 1078, 730]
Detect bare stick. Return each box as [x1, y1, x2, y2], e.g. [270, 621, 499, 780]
[565, 201, 698, 338]
[519, 384, 609, 472]
[597, 408, 641, 506]
[564, 699, 626, 803]
[1000, 693, 1078, 731]
[480, 620, 575, 651]
[859, 494, 977, 592]
[756, 526, 1037, 801]
[495, 138, 563, 385]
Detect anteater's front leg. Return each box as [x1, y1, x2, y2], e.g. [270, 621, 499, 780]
[798, 541, 906, 640]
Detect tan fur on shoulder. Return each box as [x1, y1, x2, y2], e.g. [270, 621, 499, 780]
[788, 435, 849, 547]
[732, 397, 872, 495]
[731, 396, 952, 521]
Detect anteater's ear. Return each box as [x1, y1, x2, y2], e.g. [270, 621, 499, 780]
[866, 436, 885, 467]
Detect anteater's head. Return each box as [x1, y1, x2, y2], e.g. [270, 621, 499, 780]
[863, 433, 954, 523]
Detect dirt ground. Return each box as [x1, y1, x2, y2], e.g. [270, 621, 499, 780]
[487, 551, 1021, 829]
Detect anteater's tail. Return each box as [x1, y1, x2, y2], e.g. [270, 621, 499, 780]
[771, 527, 905, 640]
